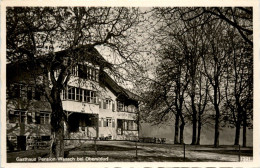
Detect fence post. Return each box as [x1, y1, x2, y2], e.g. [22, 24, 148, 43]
[94, 138, 97, 156]
[135, 141, 138, 160]
[183, 143, 186, 161]
[238, 145, 241, 162]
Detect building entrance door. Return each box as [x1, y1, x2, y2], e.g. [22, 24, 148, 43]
[17, 136, 26, 151]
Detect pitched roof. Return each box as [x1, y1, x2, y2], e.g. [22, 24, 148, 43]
[101, 72, 140, 102]
[53, 45, 112, 68]
[7, 44, 112, 69]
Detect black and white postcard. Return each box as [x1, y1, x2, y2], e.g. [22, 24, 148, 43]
[1, 0, 259, 168]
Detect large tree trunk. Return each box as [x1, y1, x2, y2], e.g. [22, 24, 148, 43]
[213, 86, 220, 148]
[242, 112, 247, 147]
[196, 113, 202, 145]
[234, 97, 243, 146]
[190, 71, 197, 145]
[50, 87, 65, 158]
[191, 95, 197, 145]
[214, 106, 220, 148]
[179, 112, 185, 144]
[174, 113, 180, 144]
[234, 121, 241, 145]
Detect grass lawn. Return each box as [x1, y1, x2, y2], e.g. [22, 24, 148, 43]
[7, 141, 253, 162]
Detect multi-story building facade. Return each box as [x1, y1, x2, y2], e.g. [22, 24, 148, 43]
[6, 47, 139, 151]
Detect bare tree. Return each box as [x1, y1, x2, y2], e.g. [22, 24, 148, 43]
[195, 70, 210, 145]
[140, 7, 252, 147]
[175, 7, 253, 46]
[149, 7, 213, 145]
[140, 47, 189, 144]
[223, 29, 253, 146]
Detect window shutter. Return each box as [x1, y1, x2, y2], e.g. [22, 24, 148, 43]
[99, 119, 102, 127]
[134, 121, 138, 130]
[95, 70, 99, 82]
[112, 119, 115, 128]
[124, 121, 128, 130]
[122, 120, 125, 130]
[117, 101, 119, 111]
[112, 101, 115, 112]
[103, 100, 106, 109]
[99, 99, 102, 108]
[103, 119, 107, 127]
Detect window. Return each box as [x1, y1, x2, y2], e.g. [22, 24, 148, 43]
[83, 90, 97, 104]
[8, 110, 26, 124]
[27, 112, 33, 124]
[54, 69, 61, 78]
[124, 105, 128, 112]
[35, 113, 40, 124]
[75, 88, 82, 101]
[11, 84, 27, 98]
[78, 65, 99, 82]
[68, 87, 75, 100]
[13, 84, 21, 98]
[35, 112, 50, 124]
[20, 85, 27, 98]
[71, 65, 78, 76]
[9, 111, 19, 123]
[64, 86, 97, 103]
[117, 101, 124, 111]
[104, 118, 112, 127]
[34, 88, 41, 100]
[62, 89, 67, 100]
[89, 68, 93, 80]
[27, 86, 33, 100]
[107, 118, 112, 127]
[117, 119, 123, 135]
[128, 121, 134, 130]
[123, 120, 128, 130]
[128, 105, 136, 113]
[42, 136, 50, 141]
[106, 99, 111, 109]
[116, 101, 137, 113]
[88, 67, 97, 81]
[125, 120, 138, 131]
[102, 99, 114, 110]
[83, 90, 90, 102]
[90, 91, 96, 103]
[79, 65, 87, 79]
[7, 84, 44, 100]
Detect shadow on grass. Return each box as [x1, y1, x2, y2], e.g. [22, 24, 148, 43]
[191, 149, 253, 156]
[72, 144, 142, 152]
[73, 153, 222, 162]
[8, 143, 251, 162]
